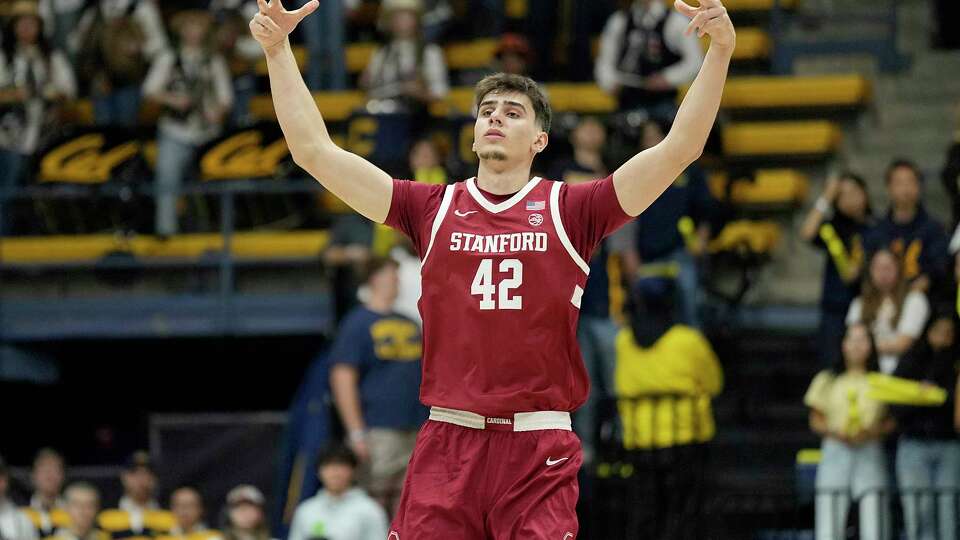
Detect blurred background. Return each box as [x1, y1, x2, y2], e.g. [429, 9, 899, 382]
[0, 0, 958, 538]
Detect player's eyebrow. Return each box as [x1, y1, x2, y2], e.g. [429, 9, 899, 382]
[478, 100, 527, 112]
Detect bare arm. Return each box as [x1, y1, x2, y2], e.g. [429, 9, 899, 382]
[800, 177, 840, 242]
[329, 363, 370, 460]
[251, 0, 393, 223]
[613, 0, 734, 217]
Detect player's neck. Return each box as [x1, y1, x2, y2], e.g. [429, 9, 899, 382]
[476, 161, 534, 195]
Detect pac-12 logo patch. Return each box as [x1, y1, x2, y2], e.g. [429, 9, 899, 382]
[528, 213, 543, 226]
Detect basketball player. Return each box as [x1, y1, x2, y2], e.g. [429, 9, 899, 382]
[250, 1, 735, 537]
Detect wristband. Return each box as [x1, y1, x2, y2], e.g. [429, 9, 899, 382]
[815, 196, 833, 217]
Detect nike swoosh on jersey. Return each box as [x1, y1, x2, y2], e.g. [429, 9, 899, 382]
[545, 457, 569, 466]
[454, 209, 478, 217]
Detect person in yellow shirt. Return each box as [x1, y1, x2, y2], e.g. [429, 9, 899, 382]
[614, 277, 722, 540]
[805, 322, 895, 540]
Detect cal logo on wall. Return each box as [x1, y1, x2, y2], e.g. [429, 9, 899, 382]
[198, 123, 292, 181]
[37, 128, 148, 184]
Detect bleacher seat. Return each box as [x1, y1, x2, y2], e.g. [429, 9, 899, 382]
[704, 27, 771, 62]
[721, 121, 842, 159]
[709, 169, 809, 207]
[680, 74, 871, 111]
[0, 231, 330, 266]
[97, 509, 175, 539]
[709, 220, 781, 255]
[723, 0, 798, 11]
[155, 531, 224, 540]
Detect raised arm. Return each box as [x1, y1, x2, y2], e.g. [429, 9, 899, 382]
[613, 0, 735, 217]
[250, 0, 393, 223]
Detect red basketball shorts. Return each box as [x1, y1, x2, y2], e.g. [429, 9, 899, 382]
[388, 408, 582, 540]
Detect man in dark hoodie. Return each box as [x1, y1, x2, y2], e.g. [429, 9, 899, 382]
[891, 313, 960, 540]
[867, 159, 950, 294]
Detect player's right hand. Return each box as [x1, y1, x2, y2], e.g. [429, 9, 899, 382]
[249, 0, 320, 51]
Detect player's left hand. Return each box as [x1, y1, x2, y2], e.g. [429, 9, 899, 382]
[675, 0, 736, 51]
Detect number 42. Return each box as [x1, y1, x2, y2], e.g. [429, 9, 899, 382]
[470, 259, 523, 310]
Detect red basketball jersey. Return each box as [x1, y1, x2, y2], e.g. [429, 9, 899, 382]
[386, 175, 631, 416]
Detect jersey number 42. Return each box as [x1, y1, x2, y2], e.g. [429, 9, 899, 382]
[471, 259, 522, 310]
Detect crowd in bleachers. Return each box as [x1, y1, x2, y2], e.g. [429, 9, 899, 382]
[800, 158, 960, 537]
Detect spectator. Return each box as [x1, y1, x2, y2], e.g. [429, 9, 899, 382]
[26, 447, 66, 536]
[37, 0, 86, 58]
[51, 482, 109, 540]
[222, 485, 275, 540]
[0, 0, 76, 191]
[329, 256, 426, 513]
[549, 116, 620, 462]
[595, 0, 703, 118]
[805, 322, 894, 540]
[492, 33, 534, 77]
[143, 6, 233, 237]
[30, 448, 65, 513]
[0, 454, 39, 539]
[119, 451, 159, 513]
[867, 159, 950, 294]
[406, 137, 446, 186]
[360, 0, 449, 114]
[620, 117, 715, 328]
[287, 446, 388, 540]
[800, 173, 872, 367]
[891, 313, 960, 540]
[73, 0, 168, 126]
[614, 277, 722, 540]
[169, 486, 215, 536]
[847, 249, 930, 374]
[210, 0, 261, 126]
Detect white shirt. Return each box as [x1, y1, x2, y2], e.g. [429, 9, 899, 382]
[391, 245, 422, 325]
[595, 1, 704, 93]
[142, 48, 234, 145]
[288, 488, 387, 540]
[846, 290, 930, 374]
[0, 499, 38, 540]
[0, 47, 76, 154]
[364, 39, 449, 102]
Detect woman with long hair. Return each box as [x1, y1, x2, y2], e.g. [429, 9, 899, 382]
[847, 249, 930, 373]
[805, 322, 894, 540]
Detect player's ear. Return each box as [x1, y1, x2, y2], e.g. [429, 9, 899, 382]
[534, 131, 549, 154]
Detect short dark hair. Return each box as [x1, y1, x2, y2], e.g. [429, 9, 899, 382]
[474, 73, 552, 133]
[317, 444, 358, 469]
[885, 158, 923, 184]
[33, 447, 64, 468]
[361, 256, 398, 285]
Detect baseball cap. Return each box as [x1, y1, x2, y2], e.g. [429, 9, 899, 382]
[124, 450, 154, 472]
[226, 485, 265, 507]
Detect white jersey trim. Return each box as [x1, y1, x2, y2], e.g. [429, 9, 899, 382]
[421, 184, 455, 267]
[466, 176, 542, 214]
[549, 181, 590, 275]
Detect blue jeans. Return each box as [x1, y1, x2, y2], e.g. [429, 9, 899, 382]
[296, 0, 346, 90]
[815, 438, 891, 540]
[897, 438, 960, 540]
[573, 315, 619, 462]
[94, 85, 142, 127]
[154, 134, 197, 236]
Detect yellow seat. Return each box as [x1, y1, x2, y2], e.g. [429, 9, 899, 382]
[797, 448, 822, 465]
[0, 231, 331, 265]
[701, 27, 770, 61]
[722, 121, 842, 157]
[97, 509, 175, 538]
[679, 75, 870, 109]
[250, 90, 366, 123]
[709, 169, 809, 205]
[444, 39, 499, 70]
[709, 220, 781, 254]
[345, 42, 378, 74]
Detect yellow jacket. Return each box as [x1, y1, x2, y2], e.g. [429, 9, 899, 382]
[615, 325, 723, 449]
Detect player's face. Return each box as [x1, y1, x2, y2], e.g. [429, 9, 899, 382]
[473, 91, 546, 165]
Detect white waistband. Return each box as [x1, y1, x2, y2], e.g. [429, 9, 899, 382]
[428, 406, 572, 432]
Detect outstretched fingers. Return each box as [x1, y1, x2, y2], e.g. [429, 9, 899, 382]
[290, 0, 320, 21]
[685, 6, 726, 36]
[674, 0, 699, 18]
